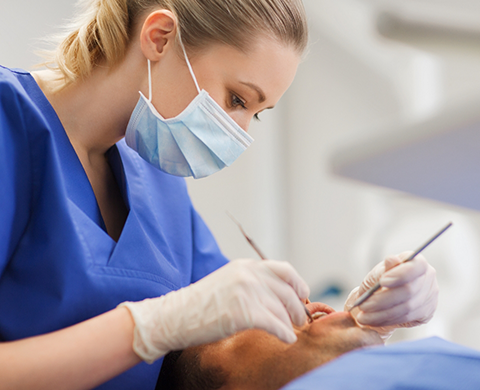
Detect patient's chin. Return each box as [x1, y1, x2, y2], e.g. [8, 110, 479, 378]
[298, 322, 383, 370]
[359, 327, 384, 347]
[332, 327, 384, 360]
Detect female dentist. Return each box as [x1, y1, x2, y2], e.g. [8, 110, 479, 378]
[0, 0, 438, 389]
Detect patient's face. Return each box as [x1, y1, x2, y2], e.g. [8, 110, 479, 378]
[181, 303, 383, 390]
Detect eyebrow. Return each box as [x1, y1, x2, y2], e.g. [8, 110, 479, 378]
[240, 81, 266, 104]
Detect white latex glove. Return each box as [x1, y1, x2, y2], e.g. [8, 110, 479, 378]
[120, 259, 310, 363]
[344, 251, 439, 341]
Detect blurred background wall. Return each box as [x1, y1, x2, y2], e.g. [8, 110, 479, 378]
[2, 0, 480, 347]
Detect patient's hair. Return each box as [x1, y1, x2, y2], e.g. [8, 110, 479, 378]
[156, 350, 227, 390]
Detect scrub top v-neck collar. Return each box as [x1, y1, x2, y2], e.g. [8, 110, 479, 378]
[22, 73, 130, 239]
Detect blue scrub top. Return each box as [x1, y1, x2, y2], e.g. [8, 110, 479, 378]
[0, 65, 229, 389]
[281, 337, 480, 390]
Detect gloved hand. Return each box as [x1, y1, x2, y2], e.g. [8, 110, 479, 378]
[120, 259, 310, 363]
[344, 252, 439, 341]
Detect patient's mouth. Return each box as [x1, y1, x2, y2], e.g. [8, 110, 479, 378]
[311, 312, 329, 320]
[305, 302, 335, 322]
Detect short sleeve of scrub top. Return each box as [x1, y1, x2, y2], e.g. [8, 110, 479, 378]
[0, 65, 229, 390]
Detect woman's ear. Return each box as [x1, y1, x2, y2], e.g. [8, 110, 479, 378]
[140, 10, 177, 61]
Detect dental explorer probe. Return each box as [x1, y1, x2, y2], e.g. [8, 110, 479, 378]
[348, 222, 453, 312]
[227, 212, 315, 324]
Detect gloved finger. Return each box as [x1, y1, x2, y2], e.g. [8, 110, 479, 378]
[263, 260, 310, 300]
[250, 306, 297, 344]
[344, 286, 360, 311]
[397, 250, 415, 261]
[357, 293, 435, 327]
[357, 261, 384, 295]
[357, 255, 401, 296]
[254, 285, 300, 330]
[359, 266, 438, 327]
[383, 254, 403, 272]
[359, 275, 425, 313]
[397, 271, 439, 325]
[263, 272, 307, 327]
[380, 255, 428, 288]
[356, 282, 432, 327]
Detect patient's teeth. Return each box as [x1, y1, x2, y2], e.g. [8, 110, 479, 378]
[312, 312, 328, 320]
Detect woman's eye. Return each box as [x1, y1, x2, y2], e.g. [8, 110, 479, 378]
[231, 93, 261, 121]
[231, 94, 247, 109]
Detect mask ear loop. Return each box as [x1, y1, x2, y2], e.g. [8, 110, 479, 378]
[146, 30, 200, 102]
[147, 59, 153, 103]
[178, 33, 201, 94]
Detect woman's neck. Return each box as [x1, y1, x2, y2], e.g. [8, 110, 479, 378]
[32, 54, 146, 160]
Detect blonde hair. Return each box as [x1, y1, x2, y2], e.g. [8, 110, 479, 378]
[43, 0, 308, 85]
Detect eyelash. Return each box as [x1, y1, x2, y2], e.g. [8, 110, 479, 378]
[231, 94, 261, 122]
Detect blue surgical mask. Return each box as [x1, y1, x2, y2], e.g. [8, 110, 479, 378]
[125, 40, 254, 179]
